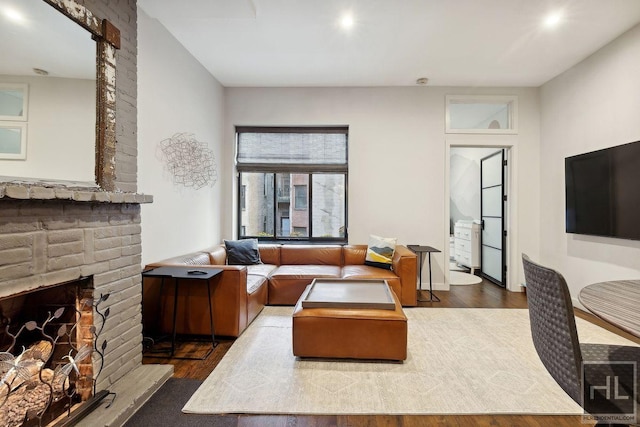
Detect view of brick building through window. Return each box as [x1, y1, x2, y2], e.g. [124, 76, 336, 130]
[237, 128, 347, 241]
[239, 172, 345, 239]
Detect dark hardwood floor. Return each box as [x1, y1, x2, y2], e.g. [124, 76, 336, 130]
[415, 279, 529, 309]
[142, 278, 639, 427]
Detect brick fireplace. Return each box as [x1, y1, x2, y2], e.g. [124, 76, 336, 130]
[0, 194, 167, 425]
[0, 199, 147, 391]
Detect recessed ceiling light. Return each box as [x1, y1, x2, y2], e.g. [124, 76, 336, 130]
[543, 11, 563, 28]
[3, 7, 24, 23]
[340, 12, 354, 30]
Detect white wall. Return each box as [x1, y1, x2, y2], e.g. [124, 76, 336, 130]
[137, 8, 225, 265]
[540, 24, 640, 306]
[224, 86, 540, 289]
[0, 75, 94, 182]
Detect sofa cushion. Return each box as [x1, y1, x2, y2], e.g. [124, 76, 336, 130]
[247, 274, 267, 294]
[341, 265, 399, 280]
[208, 246, 227, 265]
[364, 235, 396, 270]
[159, 252, 211, 265]
[270, 265, 342, 280]
[280, 245, 342, 265]
[246, 264, 278, 278]
[258, 244, 281, 265]
[343, 245, 367, 265]
[224, 239, 262, 265]
[247, 276, 268, 326]
[268, 265, 342, 305]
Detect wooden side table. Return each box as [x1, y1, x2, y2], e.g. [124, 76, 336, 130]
[407, 245, 441, 302]
[142, 266, 222, 359]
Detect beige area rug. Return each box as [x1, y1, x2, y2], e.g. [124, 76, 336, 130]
[183, 307, 637, 415]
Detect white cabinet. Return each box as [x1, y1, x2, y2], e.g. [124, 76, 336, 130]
[454, 220, 481, 273]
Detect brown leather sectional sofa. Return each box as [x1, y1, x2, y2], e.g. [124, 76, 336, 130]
[143, 244, 417, 338]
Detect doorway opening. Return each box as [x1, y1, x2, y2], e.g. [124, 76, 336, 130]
[449, 146, 510, 289]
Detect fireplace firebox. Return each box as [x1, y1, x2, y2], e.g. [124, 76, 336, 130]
[0, 277, 110, 427]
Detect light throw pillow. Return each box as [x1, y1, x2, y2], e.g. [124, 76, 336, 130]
[224, 239, 262, 265]
[364, 234, 397, 270]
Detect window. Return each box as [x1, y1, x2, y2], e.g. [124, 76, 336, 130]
[294, 185, 308, 210]
[281, 217, 290, 237]
[236, 127, 348, 242]
[292, 227, 307, 237]
[446, 95, 518, 134]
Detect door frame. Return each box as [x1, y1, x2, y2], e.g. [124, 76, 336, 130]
[444, 135, 522, 292]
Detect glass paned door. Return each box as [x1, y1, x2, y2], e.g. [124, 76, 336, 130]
[480, 150, 506, 286]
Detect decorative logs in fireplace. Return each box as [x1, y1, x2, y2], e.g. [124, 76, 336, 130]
[0, 341, 70, 425]
[0, 278, 111, 427]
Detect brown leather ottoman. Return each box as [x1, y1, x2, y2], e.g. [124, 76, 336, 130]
[292, 283, 407, 361]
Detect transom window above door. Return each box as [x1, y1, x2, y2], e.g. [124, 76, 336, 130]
[446, 95, 518, 134]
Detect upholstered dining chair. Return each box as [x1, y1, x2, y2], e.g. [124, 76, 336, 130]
[522, 254, 640, 424]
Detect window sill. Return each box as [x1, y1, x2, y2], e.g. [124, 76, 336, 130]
[252, 239, 347, 245]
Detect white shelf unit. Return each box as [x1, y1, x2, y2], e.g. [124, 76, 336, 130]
[454, 220, 481, 274]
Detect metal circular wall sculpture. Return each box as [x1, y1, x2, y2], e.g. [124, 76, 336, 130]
[158, 133, 218, 190]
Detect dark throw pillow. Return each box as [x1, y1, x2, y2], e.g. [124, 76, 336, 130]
[224, 239, 262, 265]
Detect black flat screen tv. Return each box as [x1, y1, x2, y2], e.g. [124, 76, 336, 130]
[565, 140, 640, 240]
